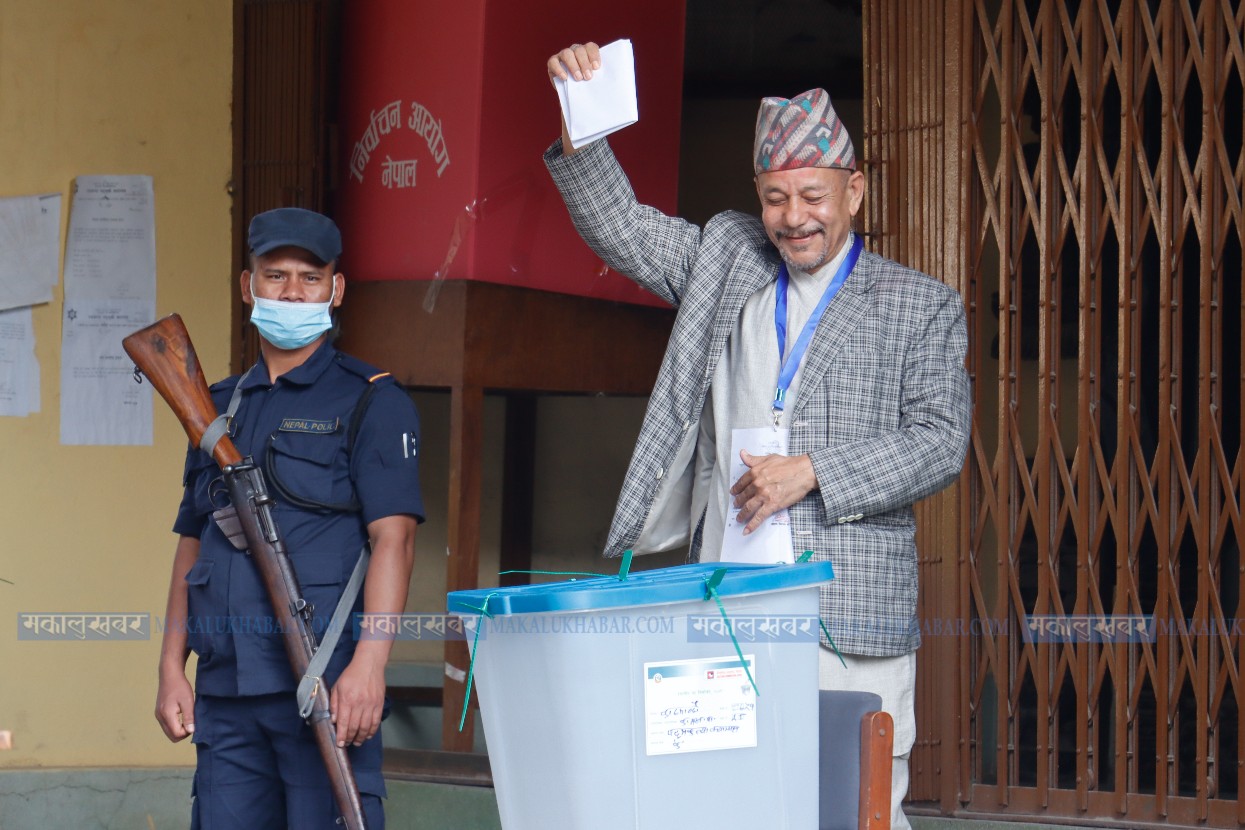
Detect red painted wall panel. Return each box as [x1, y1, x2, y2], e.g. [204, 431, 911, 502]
[337, 0, 686, 308]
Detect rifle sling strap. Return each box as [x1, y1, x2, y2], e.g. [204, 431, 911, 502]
[199, 363, 380, 720]
[297, 543, 372, 721]
[199, 364, 256, 457]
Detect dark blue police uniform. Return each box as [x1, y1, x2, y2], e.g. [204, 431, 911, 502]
[173, 340, 424, 829]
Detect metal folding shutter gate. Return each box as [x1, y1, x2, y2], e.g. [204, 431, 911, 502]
[864, 1, 1245, 825]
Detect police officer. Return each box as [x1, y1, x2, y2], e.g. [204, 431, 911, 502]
[154, 207, 424, 828]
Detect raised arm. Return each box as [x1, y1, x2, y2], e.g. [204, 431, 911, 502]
[546, 42, 602, 157]
[543, 41, 702, 306]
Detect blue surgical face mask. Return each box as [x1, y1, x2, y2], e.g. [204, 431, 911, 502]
[248, 272, 337, 350]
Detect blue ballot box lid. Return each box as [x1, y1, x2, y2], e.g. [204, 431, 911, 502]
[447, 561, 835, 616]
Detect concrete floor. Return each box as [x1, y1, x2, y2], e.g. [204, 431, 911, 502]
[0, 664, 1097, 830]
[0, 767, 1106, 830]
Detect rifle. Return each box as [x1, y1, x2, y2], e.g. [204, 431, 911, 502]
[124, 314, 369, 830]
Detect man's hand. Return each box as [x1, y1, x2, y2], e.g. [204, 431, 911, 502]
[155, 535, 199, 743]
[330, 513, 417, 747]
[548, 42, 602, 156]
[155, 668, 195, 742]
[547, 42, 601, 86]
[731, 451, 819, 534]
[331, 653, 387, 747]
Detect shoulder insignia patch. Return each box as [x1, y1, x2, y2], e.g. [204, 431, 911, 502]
[335, 353, 395, 386]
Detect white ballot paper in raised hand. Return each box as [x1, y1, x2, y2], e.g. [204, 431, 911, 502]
[555, 38, 638, 149]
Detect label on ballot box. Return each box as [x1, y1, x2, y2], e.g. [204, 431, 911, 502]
[644, 655, 757, 755]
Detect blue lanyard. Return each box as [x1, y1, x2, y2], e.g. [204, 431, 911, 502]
[772, 234, 863, 420]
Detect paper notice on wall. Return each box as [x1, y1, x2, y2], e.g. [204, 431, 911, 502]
[60, 176, 156, 445]
[59, 301, 152, 444]
[0, 193, 62, 312]
[0, 306, 40, 416]
[63, 176, 156, 302]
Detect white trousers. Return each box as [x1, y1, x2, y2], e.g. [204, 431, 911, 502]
[818, 648, 917, 830]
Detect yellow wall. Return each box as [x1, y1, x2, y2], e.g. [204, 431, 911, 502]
[0, 1, 233, 767]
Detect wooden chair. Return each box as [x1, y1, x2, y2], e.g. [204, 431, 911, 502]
[819, 690, 894, 830]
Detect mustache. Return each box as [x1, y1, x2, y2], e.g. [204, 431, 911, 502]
[775, 224, 825, 240]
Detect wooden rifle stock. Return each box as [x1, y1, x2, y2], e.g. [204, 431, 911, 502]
[123, 314, 370, 830]
[121, 314, 242, 468]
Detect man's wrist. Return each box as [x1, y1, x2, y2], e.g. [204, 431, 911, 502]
[158, 653, 188, 677]
[351, 641, 392, 672]
[800, 454, 820, 492]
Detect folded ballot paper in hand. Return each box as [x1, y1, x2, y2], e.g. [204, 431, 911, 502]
[555, 39, 638, 149]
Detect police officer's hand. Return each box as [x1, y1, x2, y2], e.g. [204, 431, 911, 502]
[331, 654, 386, 747]
[731, 451, 819, 534]
[155, 669, 195, 742]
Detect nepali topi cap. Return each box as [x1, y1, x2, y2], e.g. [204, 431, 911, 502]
[753, 88, 855, 175]
[248, 207, 343, 264]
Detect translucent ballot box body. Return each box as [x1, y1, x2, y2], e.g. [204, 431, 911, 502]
[448, 561, 835, 830]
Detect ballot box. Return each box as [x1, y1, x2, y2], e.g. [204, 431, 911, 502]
[448, 561, 835, 829]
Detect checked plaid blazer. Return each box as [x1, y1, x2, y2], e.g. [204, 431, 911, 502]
[545, 138, 971, 656]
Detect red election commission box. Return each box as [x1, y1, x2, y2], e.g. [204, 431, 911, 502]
[336, 0, 685, 308]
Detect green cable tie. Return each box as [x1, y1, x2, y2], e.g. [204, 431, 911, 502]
[703, 567, 727, 597]
[819, 617, 847, 669]
[796, 552, 846, 666]
[461, 555, 640, 731]
[791, 551, 842, 664]
[618, 549, 634, 581]
[457, 591, 499, 732]
[703, 568, 760, 696]
[500, 556, 636, 584]
[791, 551, 845, 667]
[498, 569, 606, 580]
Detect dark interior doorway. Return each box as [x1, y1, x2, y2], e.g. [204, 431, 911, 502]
[677, 0, 865, 226]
